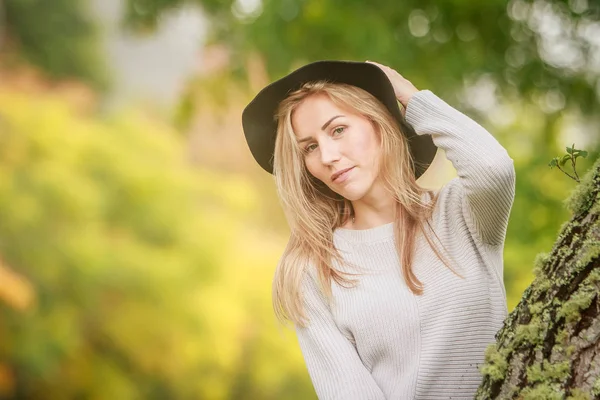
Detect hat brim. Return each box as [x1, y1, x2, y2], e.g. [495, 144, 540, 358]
[242, 60, 437, 179]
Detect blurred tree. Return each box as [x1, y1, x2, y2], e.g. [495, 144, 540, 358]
[477, 156, 600, 398]
[2, 0, 109, 89]
[0, 90, 246, 398]
[124, 0, 599, 115]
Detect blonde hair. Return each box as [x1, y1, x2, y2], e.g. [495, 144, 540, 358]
[272, 81, 456, 327]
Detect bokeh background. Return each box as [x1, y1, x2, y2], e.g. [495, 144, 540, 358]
[0, 0, 599, 398]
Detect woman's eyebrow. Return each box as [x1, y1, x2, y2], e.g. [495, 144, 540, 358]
[297, 136, 312, 144]
[297, 115, 345, 144]
[321, 115, 344, 130]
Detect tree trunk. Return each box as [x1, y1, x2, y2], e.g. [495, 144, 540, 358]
[476, 157, 600, 399]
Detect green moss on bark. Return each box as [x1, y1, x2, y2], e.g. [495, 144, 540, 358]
[558, 287, 597, 323]
[480, 344, 509, 382]
[566, 157, 600, 216]
[476, 157, 600, 399]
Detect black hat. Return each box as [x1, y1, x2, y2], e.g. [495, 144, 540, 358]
[242, 60, 437, 178]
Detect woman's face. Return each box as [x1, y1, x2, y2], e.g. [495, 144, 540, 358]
[292, 93, 383, 201]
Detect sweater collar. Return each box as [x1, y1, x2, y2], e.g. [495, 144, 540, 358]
[334, 221, 395, 243]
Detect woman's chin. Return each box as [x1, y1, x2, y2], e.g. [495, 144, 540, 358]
[334, 186, 366, 202]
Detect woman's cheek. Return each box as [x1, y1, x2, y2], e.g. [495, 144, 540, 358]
[306, 160, 325, 182]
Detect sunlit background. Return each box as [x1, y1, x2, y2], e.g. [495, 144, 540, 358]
[0, 0, 599, 398]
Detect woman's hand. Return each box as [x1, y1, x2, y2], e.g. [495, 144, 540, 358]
[366, 61, 419, 114]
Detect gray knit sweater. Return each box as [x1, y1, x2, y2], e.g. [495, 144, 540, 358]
[295, 90, 515, 399]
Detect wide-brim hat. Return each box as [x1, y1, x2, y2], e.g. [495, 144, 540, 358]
[242, 60, 437, 178]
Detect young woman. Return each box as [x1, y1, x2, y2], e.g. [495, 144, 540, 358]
[242, 60, 515, 399]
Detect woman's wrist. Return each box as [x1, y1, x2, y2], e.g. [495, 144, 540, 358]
[398, 89, 419, 109]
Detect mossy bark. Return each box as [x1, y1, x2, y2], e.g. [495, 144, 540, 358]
[476, 158, 600, 400]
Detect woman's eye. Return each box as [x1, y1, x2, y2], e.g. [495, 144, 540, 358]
[333, 126, 345, 135]
[305, 143, 318, 153]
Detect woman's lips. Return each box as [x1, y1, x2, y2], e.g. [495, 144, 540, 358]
[332, 167, 354, 183]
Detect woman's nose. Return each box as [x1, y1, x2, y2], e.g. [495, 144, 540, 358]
[319, 139, 341, 165]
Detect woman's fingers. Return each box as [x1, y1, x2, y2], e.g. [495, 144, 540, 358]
[366, 60, 404, 79]
[365, 60, 418, 108]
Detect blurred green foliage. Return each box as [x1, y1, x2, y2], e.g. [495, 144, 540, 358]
[126, 0, 600, 116]
[6, 0, 599, 114]
[0, 90, 210, 397]
[0, 91, 313, 398]
[3, 0, 109, 89]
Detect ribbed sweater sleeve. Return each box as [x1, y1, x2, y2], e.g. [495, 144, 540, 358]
[295, 272, 386, 400]
[405, 90, 516, 246]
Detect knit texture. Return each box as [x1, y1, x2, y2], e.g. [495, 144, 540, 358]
[295, 90, 516, 399]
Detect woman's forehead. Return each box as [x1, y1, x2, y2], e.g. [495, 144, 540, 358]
[291, 94, 351, 136]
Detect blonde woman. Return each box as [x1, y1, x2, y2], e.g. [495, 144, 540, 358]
[242, 60, 515, 399]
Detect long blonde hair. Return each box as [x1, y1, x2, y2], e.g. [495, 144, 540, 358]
[272, 81, 454, 327]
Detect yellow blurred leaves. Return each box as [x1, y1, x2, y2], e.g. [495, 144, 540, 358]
[0, 83, 317, 398]
[0, 260, 35, 311]
[0, 363, 15, 397]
